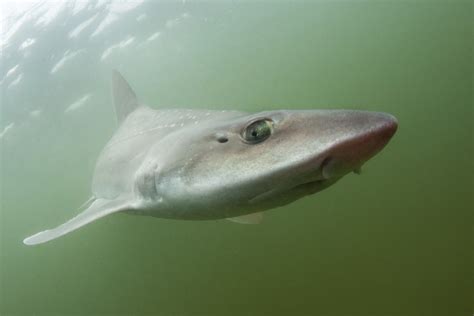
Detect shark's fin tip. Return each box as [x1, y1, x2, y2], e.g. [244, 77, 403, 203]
[23, 198, 129, 246]
[112, 70, 139, 124]
[226, 212, 264, 224]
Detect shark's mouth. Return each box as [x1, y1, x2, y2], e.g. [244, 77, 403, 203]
[288, 156, 362, 197]
[249, 156, 362, 207]
[249, 176, 335, 208]
[320, 156, 363, 181]
[249, 157, 333, 205]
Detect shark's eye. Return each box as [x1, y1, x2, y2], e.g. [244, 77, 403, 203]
[242, 119, 273, 143]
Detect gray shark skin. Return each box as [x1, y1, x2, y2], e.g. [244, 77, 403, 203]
[23, 71, 398, 245]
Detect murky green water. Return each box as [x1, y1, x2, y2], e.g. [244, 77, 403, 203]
[1, 1, 472, 315]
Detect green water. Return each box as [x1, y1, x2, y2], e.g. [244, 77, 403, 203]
[1, 1, 472, 315]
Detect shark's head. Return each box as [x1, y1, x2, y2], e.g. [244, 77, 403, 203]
[152, 109, 397, 218]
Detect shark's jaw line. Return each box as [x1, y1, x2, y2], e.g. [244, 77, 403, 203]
[249, 156, 346, 207]
[22, 71, 398, 245]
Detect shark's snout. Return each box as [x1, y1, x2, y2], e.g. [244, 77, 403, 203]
[320, 111, 398, 179]
[373, 112, 398, 143]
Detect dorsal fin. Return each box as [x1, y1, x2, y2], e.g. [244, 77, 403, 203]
[112, 70, 139, 124]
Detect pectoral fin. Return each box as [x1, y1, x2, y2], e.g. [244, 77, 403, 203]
[23, 198, 130, 246]
[226, 212, 263, 224]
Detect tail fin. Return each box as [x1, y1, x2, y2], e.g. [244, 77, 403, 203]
[112, 70, 139, 124]
[23, 198, 129, 246]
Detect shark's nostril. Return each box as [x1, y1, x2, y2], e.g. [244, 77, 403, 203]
[320, 156, 332, 179]
[321, 156, 332, 169]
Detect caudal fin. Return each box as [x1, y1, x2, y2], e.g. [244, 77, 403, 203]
[23, 198, 129, 246]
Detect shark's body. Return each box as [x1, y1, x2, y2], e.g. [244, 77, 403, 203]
[24, 71, 397, 245]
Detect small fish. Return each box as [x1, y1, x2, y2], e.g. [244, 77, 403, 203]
[23, 71, 398, 245]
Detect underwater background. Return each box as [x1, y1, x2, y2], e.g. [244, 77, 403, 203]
[1, 1, 472, 315]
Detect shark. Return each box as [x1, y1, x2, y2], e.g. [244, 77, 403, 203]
[23, 71, 398, 245]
